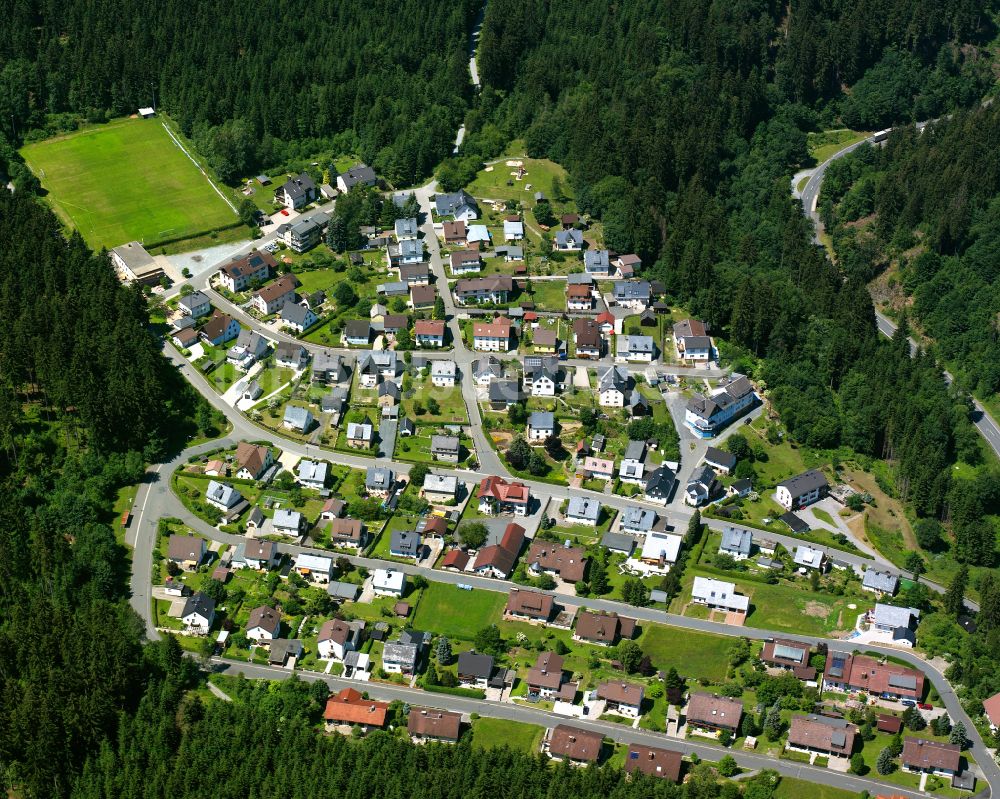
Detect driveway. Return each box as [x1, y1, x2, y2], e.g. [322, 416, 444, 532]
[378, 419, 397, 458]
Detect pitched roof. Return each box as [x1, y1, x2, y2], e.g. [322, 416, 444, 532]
[201, 311, 237, 341]
[247, 605, 280, 635]
[457, 651, 494, 680]
[527, 651, 565, 689]
[624, 744, 682, 781]
[902, 738, 960, 772]
[323, 688, 388, 726]
[984, 691, 1000, 728]
[778, 469, 829, 496]
[408, 708, 461, 740]
[597, 681, 644, 706]
[415, 319, 445, 336]
[526, 541, 587, 582]
[686, 692, 743, 729]
[547, 725, 602, 762]
[473, 317, 512, 339]
[318, 619, 352, 645]
[181, 591, 215, 620]
[788, 714, 857, 755]
[505, 589, 553, 619]
[575, 610, 636, 644]
[255, 274, 299, 303]
[441, 549, 469, 570]
[862, 569, 900, 594]
[235, 442, 269, 476]
[167, 534, 204, 561]
[673, 318, 707, 338]
[761, 638, 810, 667]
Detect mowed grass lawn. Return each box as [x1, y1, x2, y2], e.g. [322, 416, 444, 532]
[471, 718, 545, 753]
[21, 118, 237, 249]
[639, 625, 734, 683]
[411, 583, 506, 640]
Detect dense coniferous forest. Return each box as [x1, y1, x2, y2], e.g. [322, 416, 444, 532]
[0, 0, 476, 184]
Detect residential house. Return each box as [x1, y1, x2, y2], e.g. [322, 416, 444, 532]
[409, 709, 462, 744]
[372, 568, 406, 597]
[613, 280, 651, 309]
[317, 619, 362, 660]
[378, 280, 409, 296]
[441, 550, 469, 571]
[457, 651, 495, 689]
[626, 388, 650, 418]
[336, 164, 377, 193]
[172, 326, 200, 349]
[596, 310, 615, 334]
[110, 241, 164, 285]
[823, 652, 925, 701]
[902, 739, 961, 777]
[246, 605, 281, 643]
[273, 508, 304, 537]
[434, 190, 479, 221]
[685, 374, 757, 438]
[532, 329, 558, 355]
[466, 224, 491, 247]
[423, 473, 459, 504]
[356, 350, 398, 386]
[320, 498, 346, 520]
[619, 507, 657, 536]
[323, 688, 388, 731]
[200, 311, 240, 346]
[472, 522, 526, 579]
[597, 681, 645, 717]
[473, 317, 513, 351]
[431, 435, 460, 463]
[793, 545, 825, 571]
[673, 319, 712, 361]
[344, 320, 372, 346]
[242, 539, 279, 570]
[167, 535, 206, 571]
[180, 592, 215, 634]
[691, 576, 749, 615]
[274, 173, 317, 210]
[204, 481, 243, 512]
[456, 276, 513, 305]
[527, 411, 555, 442]
[449, 249, 482, 274]
[327, 518, 366, 549]
[410, 284, 437, 309]
[619, 440, 646, 484]
[728, 478, 753, 499]
[397, 260, 430, 286]
[383, 629, 426, 674]
[346, 421, 374, 449]
[684, 464, 718, 507]
[278, 215, 325, 253]
[227, 329, 269, 370]
[235, 442, 273, 480]
[624, 745, 682, 782]
[636, 531, 682, 571]
[178, 290, 211, 318]
[776, 470, 829, 511]
[685, 693, 742, 734]
[584, 249, 611, 275]
[505, 589, 554, 623]
[217, 251, 275, 292]
[582, 456, 614, 481]
[296, 459, 327, 490]
[787, 715, 858, 760]
[252, 274, 300, 315]
[554, 228, 584, 251]
[527, 651, 566, 698]
[870, 603, 920, 645]
[378, 381, 401, 408]
[503, 218, 525, 241]
[982, 692, 1000, 733]
[443, 219, 467, 245]
[574, 611, 636, 647]
[275, 341, 309, 369]
[394, 217, 419, 241]
[526, 541, 588, 583]
[430, 359, 457, 386]
[294, 553, 333, 584]
[473, 356, 504, 385]
[311, 350, 345, 383]
[545, 725, 603, 765]
[280, 302, 317, 333]
[615, 254, 643, 276]
[565, 496, 601, 526]
[719, 527, 753, 560]
[704, 447, 737, 474]
[574, 318, 602, 359]
[598, 365, 630, 406]
[567, 283, 594, 311]
[862, 569, 900, 597]
[644, 466, 677, 505]
[616, 335, 655, 363]
[478, 476, 529, 516]
[760, 639, 815, 680]
[415, 320, 446, 348]
[282, 405, 314, 433]
[365, 466, 394, 497]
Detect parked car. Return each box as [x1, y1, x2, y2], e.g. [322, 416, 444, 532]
[901, 699, 916, 708]
[918, 703, 932, 710]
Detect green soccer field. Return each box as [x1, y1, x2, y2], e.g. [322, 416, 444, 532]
[20, 118, 238, 250]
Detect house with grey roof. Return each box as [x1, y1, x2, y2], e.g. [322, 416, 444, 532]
[473, 356, 504, 385]
[861, 569, 899, 597]
[344, 320, 372, 346]
[205, 480, 243, 511]
[227, 328, 270, 371]
[431, 435, 461, 463]
[598, 365, 630, 407]
[178, 290, 212, 318]
[282, 405, 314, 433]
[273, 509, 304, 537]
[616, 335, 656, 363]
[584, 249, 611, 275]
[776, 469, 829, 511]
[613, 280, 651, 309]
[394, 217, 419, 240]
[336, 164, 377, 193]
[489, 380, 522, 409]
[390, 530, 422, 559]
[644, 466, 676, 505]
[719, 527, 753, 560]
[793, 545, 825, 571]
[566, 496, 601, 526]
[619, 507, 656, 535]
[296, 459, 328, 490]
[601, 531, 636, 556]
[684, 464, 718, 507]
[619, 440, 647, 485]
[180, 592, 216, 634]
[527, 411, 555, 442]
[366, 466, 394, 497]
[871, 603, 919, 638]
[554, 228, 584, 251]
[434, 190, 478, 221]
[311, 350, 345, 383]
[431, 359, 457, 387]
[423, 473, 458, 504]
[275, 173, 317, 210]
[275, 341, 309, 369]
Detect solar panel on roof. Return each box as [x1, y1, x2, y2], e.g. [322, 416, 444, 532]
[831, 731, 846, 747]
[773, 644, 805, 660]
[629, 752, 639, 760]
[888, 674, 917, 690]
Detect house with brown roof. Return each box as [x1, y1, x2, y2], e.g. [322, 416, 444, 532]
[566, 283, 594, 311]
[573, 610, 636, 647]
[787, 714, 857, 759]
[217, 250, 275, 292]
[902, 738, 961, 776]
[760, 639, 816, 681]
[325, 518, 367, 550]
[685, 692, 742, 734]
[241, 538, 279, 570]
[472, 317, 514, 352]
[573, 317, 602, 358]
[526, 651, 565, 698]
[624, 745, 683, 782]
[410, 284, 437, 309]
[597, 681, 645, 717]
[823, 652, 925, 701]
[545, 725, 603, 764]
[251, 274, 300, 315]
[200, 311, 240, 346]
[457, 276, 513, 305]
[167, 534, 206, 571]
[449, 249, 482, 275]
[234, 442, 272, 480]
[246, 605, 281, 643]
[877, 714, 903, 734]
[323, 688, 389, 731]
[408, 708, 462, 743]
[526, 541, 588, 583]
[414, 319, 446, 348]
[317, 619, 359, 661]
[472, 522, 526, 579]
[505, 589, 554, 623]
[443, 219, 467, 245]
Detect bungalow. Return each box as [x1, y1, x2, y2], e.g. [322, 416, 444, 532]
[365, 466, 394, 497]
[527, 651, 566, 697]
[296, 459, 327, 490]
[273, 509, 304, 537]
[776, 470, 829, 511]
[760, 639, 814, 680]
[718, 527, 753, 560]
[505, 589, 554, 623]
[379, 280, 409, 297]
[472, 522, 526, 579]
[294, 552, 333, 584]
[574, 610, 636, 647]
[167, 534, 207, 571]
[275, 342, 309, 369]
[624, 744, 682, 783]
[323, 688, 388, 732]
[673, 319, 712, 361]
[423, 473, 459, 504]
[344, 320, 372, 346]
[598, 365, 630, 407]
[636, 531, 682, 570]
[180, 592, 215, 634]
[409, 708, 462, 744]
[823, 652, 925, 701]
[862, 569, 900, 597]
[372, 568, 406, 597]
[217, 251, 275, 292]
[467, 224, 491, 247]
[574, 317, 603, 358]
[793, 545, 825, 571]
[567, 283, 594, 311]
[616, 335, 655, 363]
[527, 411, 555, 442]
[274, 173, 317, 210]
[902, 739, 961, 777]
[526, 541, 588, 583]
[787, 715, 857, 760]
[704, 447, 737, 474]
[178, 290, 211, 318]
[336, 164, 377, 193]
[282, 405, 314, 433]
[504, 218, 525, 241]
[435, 190, 479, 221]
[554, 228, 584, 251]
[172, 327, 199, 349]
[246, 605, 281, 643]
[644, 466, 676, 505]
[280, 302, 316, 333]
[235, 442, 273, 480]
[430, 359, 457, 386]
[394, 217, 419, 241]
[545, 725, 603, 765]
[584, 249, 611, 275]
[473, 317, 513, 352]
[431, 435, 461, 463]
[457, 651, 495, 689]
[565, 496, 601, 526]
[619, 440, 646, 484]
[684, 464, 718, 507]
[346, 421, 374, 449]
[228, 329, 269, 370]
[443, 219, 467, 245]
[613, 280, 651, 309]
[685, 692, 742, 734]
[597, 681, 645, 717]
[251, 274, 299, 315]
[441, 549, 469, 571]
[691, 576, 749, 614]
[326, 518, 366, 549]
[685, 373, 757, 438]
[582, 456, 614, 481]
[205, 481, 243, 512]
[200, 311, 240, 346]
[449, 249, 482, 274]
[456, 276, 513, 305]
